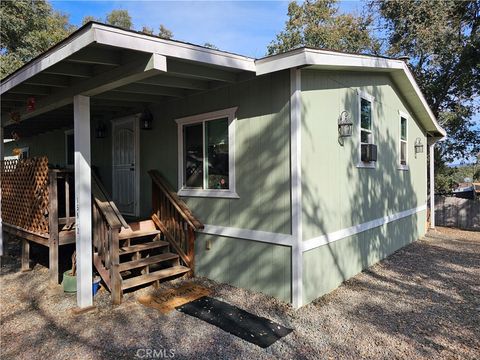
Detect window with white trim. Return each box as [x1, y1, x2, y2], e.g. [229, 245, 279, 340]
[357, 91, 376, 167]
[176, 107, 238, 198]
[399, 112, 409, 169]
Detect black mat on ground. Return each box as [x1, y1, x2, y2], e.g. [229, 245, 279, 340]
[176, 296, 293, 348]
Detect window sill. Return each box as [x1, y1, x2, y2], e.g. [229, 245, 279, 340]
[356, 162, 376, 169]
[178, 188, 240, 199]
[398, 165, 409, 171]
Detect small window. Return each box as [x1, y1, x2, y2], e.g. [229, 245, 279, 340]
[357, 91, 376, 168]
[399, 112, 409, 170]
[65, 130, 74, 167]
[176, 107, 238, 198]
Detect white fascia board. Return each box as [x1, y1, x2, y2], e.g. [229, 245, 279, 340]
[256, 48, 445, 138]
[256, 48, 404, 76]
[92, 24, 256, 72]
[400, 63, 446, 137]
[0, 26, 96, 95]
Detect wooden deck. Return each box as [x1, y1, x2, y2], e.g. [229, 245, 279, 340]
[1, 157, 204, 305]
[1, 158, 75, 280]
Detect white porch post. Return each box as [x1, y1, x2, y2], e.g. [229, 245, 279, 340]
[0, 125, 3, 256]
[429, 143, 435, 229]
[74, 95, 93, 308]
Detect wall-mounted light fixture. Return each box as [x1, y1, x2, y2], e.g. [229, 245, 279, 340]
[95, 121, 106, 139]
[414, 137, 424, 158]
[139, 109, 153, 130]
[338, 111, 353, 138]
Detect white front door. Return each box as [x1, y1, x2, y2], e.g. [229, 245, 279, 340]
[112, 116, 139, 216]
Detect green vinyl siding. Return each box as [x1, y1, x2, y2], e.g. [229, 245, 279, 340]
[195, 233, 291, 302]
[300, 69, 428, 304]
[303, 210, 426, 304]
[4, 128, 67, 166]
[301, 69, 427, 240]
[139, 71, 292, 234]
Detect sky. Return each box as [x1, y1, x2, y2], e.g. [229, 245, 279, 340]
[49, 0, 478, 165]
[51, 0, 364, 58]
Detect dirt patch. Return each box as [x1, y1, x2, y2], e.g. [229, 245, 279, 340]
[1, 227, 479, 359]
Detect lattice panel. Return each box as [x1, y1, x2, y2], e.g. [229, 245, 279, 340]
[1, 157, 50, 235]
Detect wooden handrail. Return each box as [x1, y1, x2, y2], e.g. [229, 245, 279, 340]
[91, 172, 128, 230]
[148, 170, 204, 230]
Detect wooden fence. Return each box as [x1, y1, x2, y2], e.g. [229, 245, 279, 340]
[435, 196, 480, 231]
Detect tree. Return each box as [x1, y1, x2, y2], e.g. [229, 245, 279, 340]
[158, 24, 173, 39]
[267, 0, 379, 55]
[0, 0, 76, 78]
[372, 0, 480, 163]
[82, 15, 102, 25]
[106, 9, 132, 29]
[203, 43, 219, 50]
[141, 26, 154, 35]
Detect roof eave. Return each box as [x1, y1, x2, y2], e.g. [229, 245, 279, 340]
[256, 48, 446, 139]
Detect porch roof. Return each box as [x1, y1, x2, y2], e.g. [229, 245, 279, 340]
[0, 22, 256, 137]
[0, 22, 445, 139]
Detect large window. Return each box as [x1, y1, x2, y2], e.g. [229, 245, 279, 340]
[176, 107, 238, 198]
[399, 111, 409, 170]
[357, 91, 376, 168]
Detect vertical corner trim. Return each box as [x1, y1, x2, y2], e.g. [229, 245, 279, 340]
[429, 143, 435, 229]
[290, 68, 303, 309]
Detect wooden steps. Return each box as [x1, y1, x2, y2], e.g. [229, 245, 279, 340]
[118, 219, 160, 240]
[119, 240, 169, 255]
[119, 252, 179, 272]
[121, 265, 191, 290]
[119, 229, 160, 240]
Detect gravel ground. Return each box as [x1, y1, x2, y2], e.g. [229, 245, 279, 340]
[1, 227, 479, 359]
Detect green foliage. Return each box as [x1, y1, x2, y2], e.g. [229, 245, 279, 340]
[141, 26, 154, 35]
[106, 9, 132, 29]
[82, 15, 102, 25]
[158, 24, 173, 39]
[203, 43, 219, 50]
[267, 0, 379, 55]
[0, 0, 76, 78]
[372, 0, 480, 163]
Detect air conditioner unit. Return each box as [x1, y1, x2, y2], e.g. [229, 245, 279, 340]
[361, 144, 377, 162]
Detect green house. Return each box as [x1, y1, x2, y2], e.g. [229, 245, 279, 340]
[0, 22, 445, 309]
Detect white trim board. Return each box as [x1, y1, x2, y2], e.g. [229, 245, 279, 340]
[176, 107, 238, 199]
[302, 204, 427, 252]
[255, 48, 445, 137]
[290, 68, 303, 309]
[199, 225, 293, 246]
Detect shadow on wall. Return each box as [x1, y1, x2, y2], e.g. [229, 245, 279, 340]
[301, 71, 421, 301]
[144, 72, 294, 302]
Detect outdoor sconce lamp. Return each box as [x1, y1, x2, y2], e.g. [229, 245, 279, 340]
[139, 109, 153, 130]
[414, 137, 424, 158]
[338, 111, 353, 138]
[95, 121, 106, 139]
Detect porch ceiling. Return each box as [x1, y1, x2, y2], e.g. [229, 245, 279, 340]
[1, 22, 256, 132]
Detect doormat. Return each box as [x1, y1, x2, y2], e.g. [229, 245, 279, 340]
[138, 283, 211, 314]
[176, 297, 293, 348]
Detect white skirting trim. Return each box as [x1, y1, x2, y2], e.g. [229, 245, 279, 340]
[199, 225, 293, 246]
[302, 204, 427, 252]
[196, 204, 427, 253]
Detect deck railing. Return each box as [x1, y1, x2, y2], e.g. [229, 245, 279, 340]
[1, 157, 75, 280]
[148, 170, 204, 274]
[91, 172, 128, 304]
